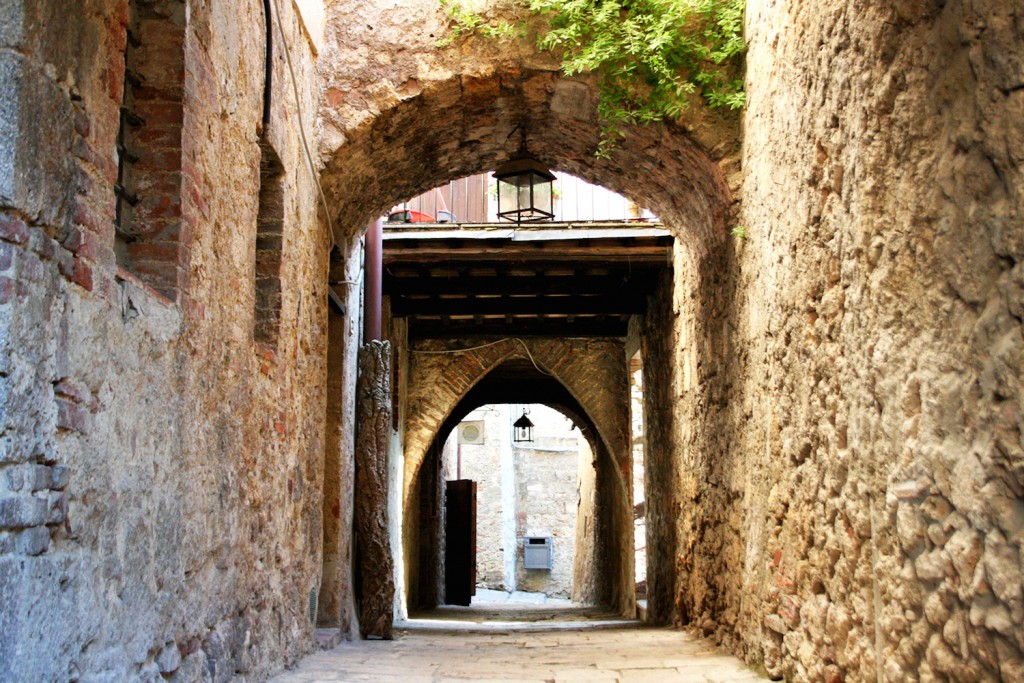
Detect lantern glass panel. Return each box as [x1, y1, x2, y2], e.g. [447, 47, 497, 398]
[518, 179, 532, 215]
[531, 174, 552, 218]
[498, 175, 520, 217]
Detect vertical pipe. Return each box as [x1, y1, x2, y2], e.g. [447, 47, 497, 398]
[363, 218, 383, 341]
[262, 0, 272, 127]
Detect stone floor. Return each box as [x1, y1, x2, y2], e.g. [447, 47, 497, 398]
[272, 595, 768, 683]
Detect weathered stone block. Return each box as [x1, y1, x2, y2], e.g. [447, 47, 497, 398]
[0, 436, 19, 465]
[0, 213, 28, 245]
[0, 0, 25, 48]
[49, 464, 69, 490]
[765, 613, 788, 634]
[0, 494, 46, 528]
[169, 650, 209, 683]
[45, 490, 65, 525]
[3, 463, 51, 492]
[0, 52, 20, 205]
[0, 52, 74, 225]
[137, 662, 162, 683]
[984, 538, 1023, 605]
[157, 642, 182, 674]
[56, 397, 89, 433]
[15, 525, 49, 555]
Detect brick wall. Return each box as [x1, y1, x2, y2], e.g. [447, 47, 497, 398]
[114, 0, 187, 300]
[0, 1, 332, 681]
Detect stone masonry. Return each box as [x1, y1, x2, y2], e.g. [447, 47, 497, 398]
[400, 337, 634, 614]
[0, 1, 1020, 682]
[1, 1, 330, 681]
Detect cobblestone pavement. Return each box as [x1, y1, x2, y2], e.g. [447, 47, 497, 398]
[271, 608, 768, 683]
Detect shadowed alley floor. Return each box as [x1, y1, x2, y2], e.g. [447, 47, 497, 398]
[272, 594, 768, 682]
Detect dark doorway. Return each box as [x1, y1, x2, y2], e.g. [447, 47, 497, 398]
[444, 479, 477, 605]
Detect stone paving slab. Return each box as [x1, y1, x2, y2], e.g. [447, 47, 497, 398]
[269, 626, 769, 683]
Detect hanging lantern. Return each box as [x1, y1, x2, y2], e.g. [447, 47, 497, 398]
[493, 158, 556, 223]
[513, 410, 535, 443]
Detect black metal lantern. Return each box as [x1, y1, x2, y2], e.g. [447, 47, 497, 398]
[493, 158, 556, 223]
[513, 410, 535, 443]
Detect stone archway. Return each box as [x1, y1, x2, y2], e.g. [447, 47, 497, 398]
[402, 338, 631, 505]
[315, 3, 739, 255]
[312, 0, 740, 645]
[401, 341, 634, 615]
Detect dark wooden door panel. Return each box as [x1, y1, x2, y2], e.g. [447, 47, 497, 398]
[444, 479, 477, 606]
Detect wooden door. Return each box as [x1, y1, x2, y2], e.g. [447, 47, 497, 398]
[444, 479, 477, 606]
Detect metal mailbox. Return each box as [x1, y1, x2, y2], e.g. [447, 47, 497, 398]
[523, 536, 553, 570]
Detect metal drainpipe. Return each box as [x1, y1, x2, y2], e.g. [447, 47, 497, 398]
[363, 218, 384, 342]
[261, 0, 272, 128]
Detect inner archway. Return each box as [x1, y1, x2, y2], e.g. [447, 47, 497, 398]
[402, 350, 634, 617]
[436, 403, 591, 606]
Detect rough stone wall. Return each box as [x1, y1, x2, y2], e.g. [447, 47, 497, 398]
[639, 272, 678, 627]
[315, 0, 733, 620]
[315, 1, 735, 252]
[7, 1, 1018, 681]
[662, 1, 1024, 681]
[402, 338, 631, 511]
[571, 435, 598, 604]
[319, 237, 362, 635]
[0, 1, 331, 681]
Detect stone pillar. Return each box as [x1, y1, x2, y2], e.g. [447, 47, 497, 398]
[353, 340, 395, 639]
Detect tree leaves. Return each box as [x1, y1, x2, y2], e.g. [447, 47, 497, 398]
[440, 0, 746, 156]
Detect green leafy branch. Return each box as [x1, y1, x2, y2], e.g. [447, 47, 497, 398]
[437, 0, 522, 46]
[438, 0, 746, 156]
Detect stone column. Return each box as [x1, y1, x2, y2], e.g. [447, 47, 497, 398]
[353, 340, 395, 639]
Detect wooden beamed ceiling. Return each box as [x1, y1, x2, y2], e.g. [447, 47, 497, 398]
[382, 223, 673, 339]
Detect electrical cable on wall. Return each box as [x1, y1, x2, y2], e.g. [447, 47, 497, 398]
[412, 338, 554, 377]
[271, 0, 337, 252]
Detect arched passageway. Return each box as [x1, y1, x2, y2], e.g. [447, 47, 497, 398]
[313, 18, 740, 631]
[314, 1, 739, 255]
[3, 0, 1018, 681]
[403, 354, 633, 616]
[318, 66, 736, 256]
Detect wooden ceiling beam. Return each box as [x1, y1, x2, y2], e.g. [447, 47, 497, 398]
[409, 317, 630, 339]
[383, 273, 658, 297]
[390, 294, 647, 316]
[382, 244, 671, 264]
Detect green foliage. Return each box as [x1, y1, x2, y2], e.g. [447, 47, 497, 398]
[438, 0, 746, 156]
[730, 224, 748, 239]
[437, 0, 521, 47]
